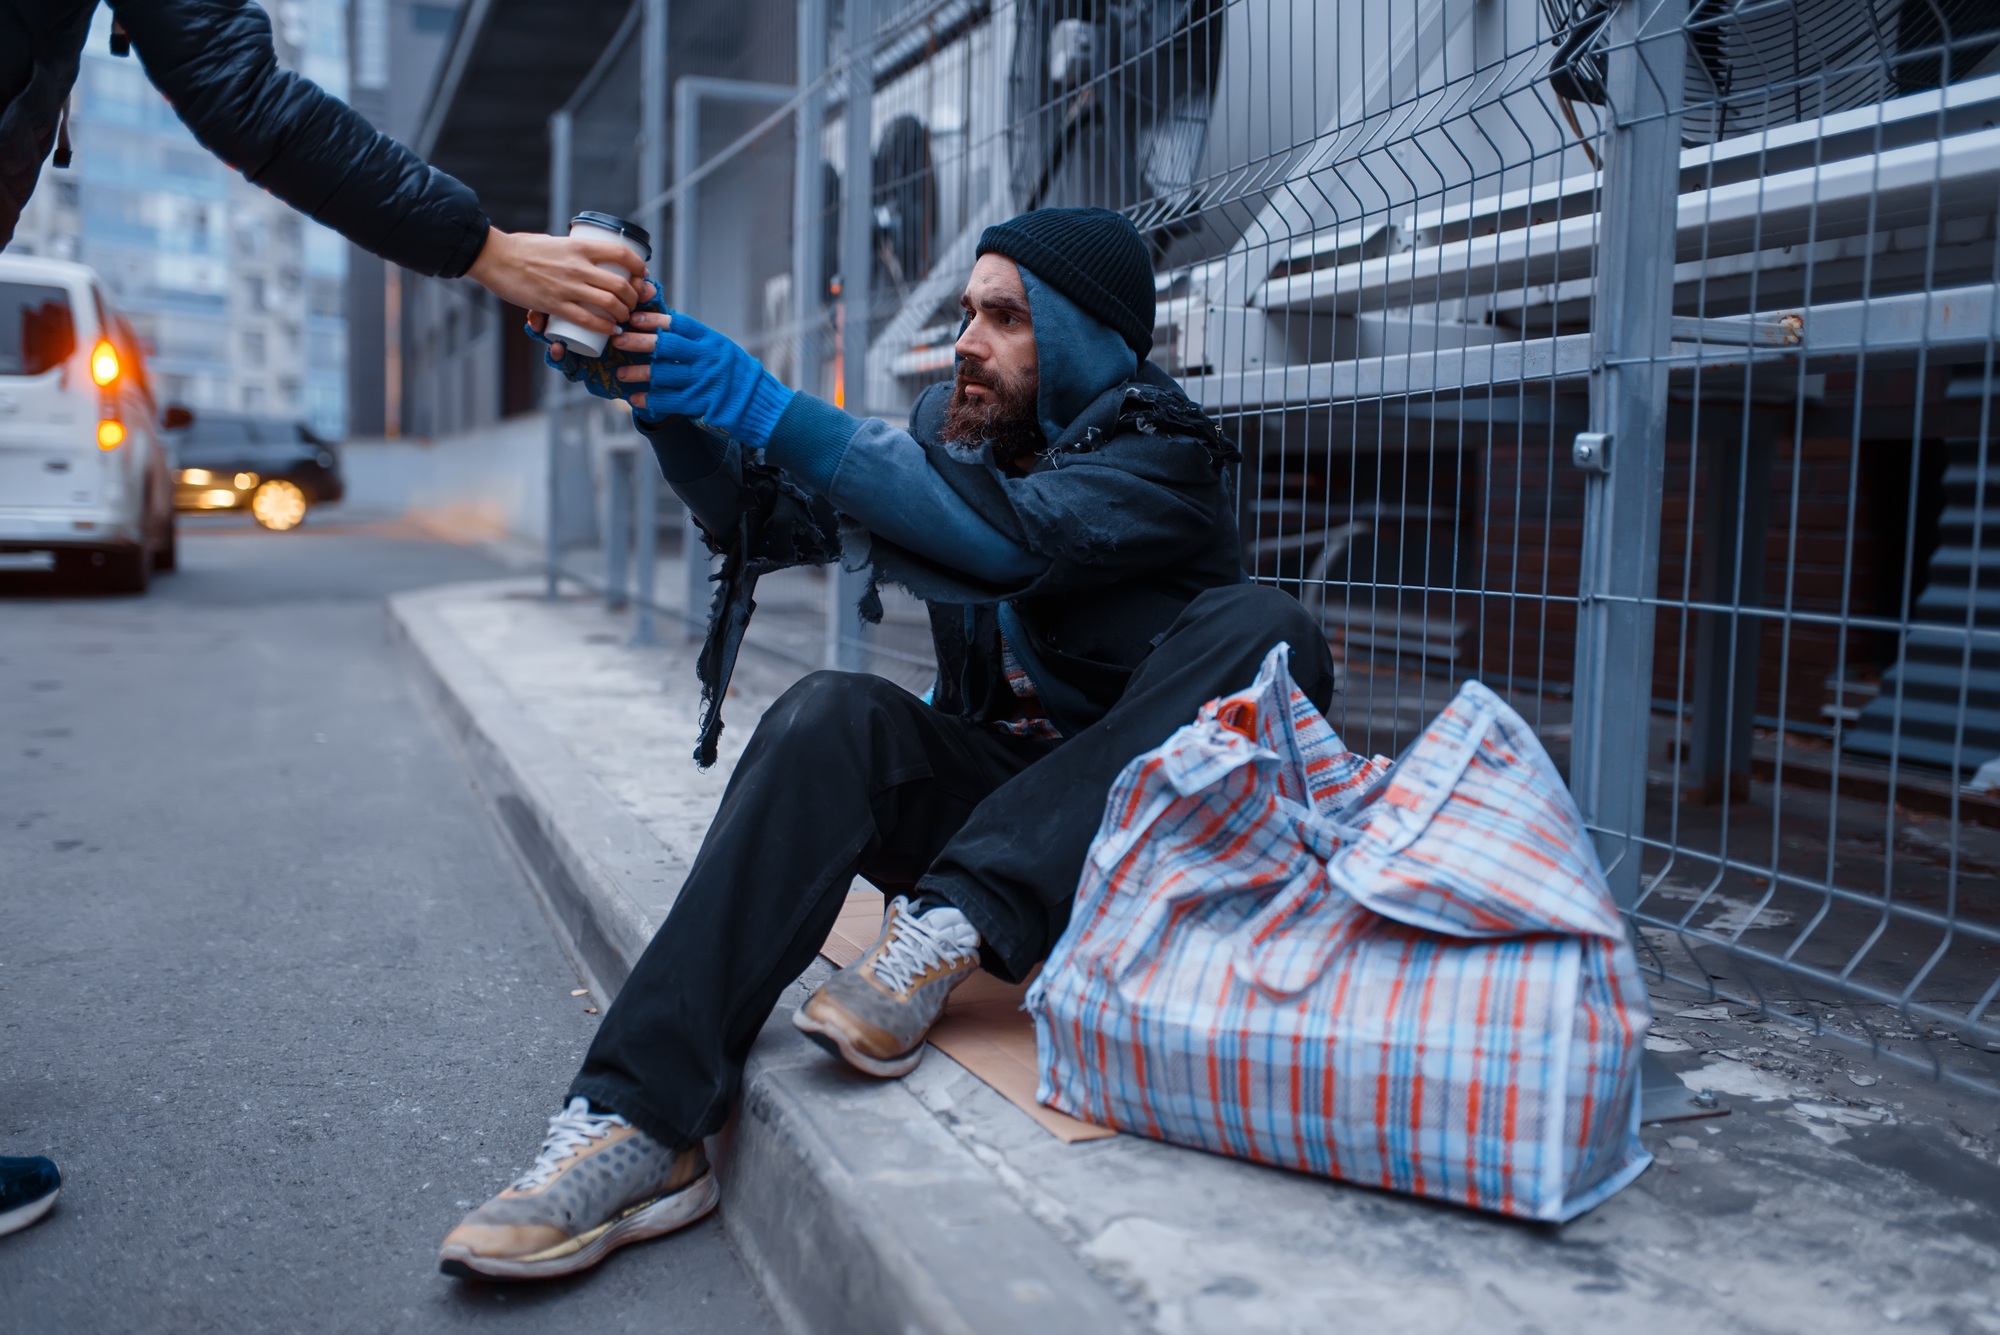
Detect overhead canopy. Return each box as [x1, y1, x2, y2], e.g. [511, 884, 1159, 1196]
[414, 0, 638, 233]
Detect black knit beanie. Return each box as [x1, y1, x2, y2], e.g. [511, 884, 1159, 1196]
[977, 207, 1155, 357]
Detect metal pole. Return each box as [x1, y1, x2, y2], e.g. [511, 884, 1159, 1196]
[544, 108, 573, 600]
[631, 0, 668, 646]
[671, 76, 795, 640]
[1570, 0, 1687, 908]
[829, 0, 872, 672]
[605, 446, 635, 612]
[1689, 425, 1774, 803]
[792, 0, 827, 394]
[672, 76, 706, 640]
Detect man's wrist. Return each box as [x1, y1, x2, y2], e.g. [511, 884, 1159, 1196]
[761, 392, 858, 492]
[735, 372, 796, 451]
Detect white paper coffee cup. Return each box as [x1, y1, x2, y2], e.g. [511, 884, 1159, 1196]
[543, 211, 653, 358]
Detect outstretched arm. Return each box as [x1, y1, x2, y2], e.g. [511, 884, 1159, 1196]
[114, 0, 640, 334]
[611, 311, 1049, 587]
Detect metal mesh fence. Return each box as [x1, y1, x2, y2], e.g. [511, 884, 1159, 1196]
[547, 0, 2000, 1093]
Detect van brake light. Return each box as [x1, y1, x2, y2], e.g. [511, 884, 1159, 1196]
[90, 339, 120, 387]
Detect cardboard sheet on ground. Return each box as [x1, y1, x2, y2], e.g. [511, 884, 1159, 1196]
[820, 891, 1116, 1143]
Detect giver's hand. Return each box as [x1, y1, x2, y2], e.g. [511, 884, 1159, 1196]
[611, 311, 794, 449]
[469, 228, 645, 333]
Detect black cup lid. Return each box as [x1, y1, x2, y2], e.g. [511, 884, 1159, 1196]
[572, 211, 652, 258]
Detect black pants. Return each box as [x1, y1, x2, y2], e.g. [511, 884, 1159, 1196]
[569, 584, 1334, 1148]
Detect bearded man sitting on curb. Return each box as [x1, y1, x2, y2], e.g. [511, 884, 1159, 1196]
[438, 207, 1335, 1280]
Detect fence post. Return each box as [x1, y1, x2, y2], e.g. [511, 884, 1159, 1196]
[605, 445, 635, 612]
[630, 0, 669, 647]
[544, 108, 573, 601]
[828, 0, 872, 672]
[792, 0, 826, 394]
[1570, 0, 1686, 908]
[669, 78, 794, 641]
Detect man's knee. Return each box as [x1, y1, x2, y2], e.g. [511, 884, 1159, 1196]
[1184, 583, 1323, 651]
[1178, 584, 1334, 703]
[755, 670, 913, 752]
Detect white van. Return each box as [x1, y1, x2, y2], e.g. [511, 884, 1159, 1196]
[0, 254, 177, 592]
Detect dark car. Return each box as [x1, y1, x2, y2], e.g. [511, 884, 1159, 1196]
[165, 413, 343, 531]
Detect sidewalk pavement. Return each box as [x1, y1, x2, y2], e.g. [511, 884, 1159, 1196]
[392, 574, 2000, 1335]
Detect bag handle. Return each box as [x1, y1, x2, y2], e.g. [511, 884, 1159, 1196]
[1331, 688, 1498, 857]
[1227, 806, 1350, 996]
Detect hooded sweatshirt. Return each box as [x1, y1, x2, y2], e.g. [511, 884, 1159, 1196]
[639, 263, 1242, 762]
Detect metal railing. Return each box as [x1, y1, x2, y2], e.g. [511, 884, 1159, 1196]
[545, 0, 2000, 1094]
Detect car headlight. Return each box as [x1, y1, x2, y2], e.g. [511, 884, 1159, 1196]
[180, 468, 212, 485]
[234, 472, 258, 490]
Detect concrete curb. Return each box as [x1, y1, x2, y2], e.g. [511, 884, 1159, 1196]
[388, 584, 1133, 1335]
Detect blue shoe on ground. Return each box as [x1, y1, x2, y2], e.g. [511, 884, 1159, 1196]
[0, 1157, 60, 1237]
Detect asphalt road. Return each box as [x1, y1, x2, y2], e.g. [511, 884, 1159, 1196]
[0, 516, 777, 1333]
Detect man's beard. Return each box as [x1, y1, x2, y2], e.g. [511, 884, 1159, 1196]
[940, 357, 1043, 468]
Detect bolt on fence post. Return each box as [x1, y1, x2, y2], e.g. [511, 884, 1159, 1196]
[543, 108, 573, 601]
[630, 0, 668, 647]
[1569, 0, 1687, 909]
[827, 0, 872, 673]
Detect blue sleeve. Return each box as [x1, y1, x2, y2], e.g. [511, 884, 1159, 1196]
[635, 415, 746, 537]
[761, 393, 1049, 586]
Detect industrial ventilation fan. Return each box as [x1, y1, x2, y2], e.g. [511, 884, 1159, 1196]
[1006, 0, 1225, 227]
[872, 114, 937, 305]
[1545, 0, 2000, 144]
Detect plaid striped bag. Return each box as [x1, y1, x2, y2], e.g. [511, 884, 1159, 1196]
[1027, 644, 1652, 1221]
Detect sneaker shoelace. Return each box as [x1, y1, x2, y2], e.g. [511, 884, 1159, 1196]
[512, 1096, 628, 1190]
[868, 896, 980, 995]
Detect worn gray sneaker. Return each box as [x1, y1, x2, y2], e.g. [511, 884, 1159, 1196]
[793, 895, 981, 1077]
[438, 1098, 716, 1281]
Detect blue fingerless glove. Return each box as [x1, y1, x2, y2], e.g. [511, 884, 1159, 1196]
[523, 283, 668, 410]
[642, 311, 794, 449]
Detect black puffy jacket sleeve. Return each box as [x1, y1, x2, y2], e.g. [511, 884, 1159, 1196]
[112, 0, 491, 278]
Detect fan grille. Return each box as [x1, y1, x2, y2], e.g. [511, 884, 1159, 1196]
[1545, 0, 2000, 145]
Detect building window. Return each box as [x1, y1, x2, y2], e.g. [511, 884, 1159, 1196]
[242, 385, 267, 412]
[278, 378, 301, 408]
[243, 330, 267, 368]
[355, 0, 390, 88]
[412, 3, 458, 33]
[244, 275, 267, 312]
